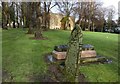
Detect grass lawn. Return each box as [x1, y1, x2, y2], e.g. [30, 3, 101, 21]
[0, 28, 2, 65]
[0, 28, 2, 82]
[2, 28, 118, 82]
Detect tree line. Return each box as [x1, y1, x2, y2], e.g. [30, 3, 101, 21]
[2, 1, 118, 38]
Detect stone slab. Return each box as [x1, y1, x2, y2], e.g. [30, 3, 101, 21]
[52, 50, 66, 60]
[52, 50, 97, 60]
[81, 50, 96, 58]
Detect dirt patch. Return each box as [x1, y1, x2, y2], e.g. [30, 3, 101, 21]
[29, 73, 58, 82]
[48, 64, 66, 82]
[45, 53, 87, 82]
[29, 63, 86, 82]
[47, 64, 86, 82]
[2, 70, 13, 82]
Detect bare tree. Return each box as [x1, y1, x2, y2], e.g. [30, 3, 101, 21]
[2, 2, 9, 29]
[42, 1, 57, 30]
[75, 1, 104, 31]
[93, 7, 107, 31]
[106, 5, 115, 29]
[34, 2, 43, 39]
[2, 2, 22, 29]
[75, 2, 89, 30]
[20, 2, 27, 28]
[26, 2, 35, 34]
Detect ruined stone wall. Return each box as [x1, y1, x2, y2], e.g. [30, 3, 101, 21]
[49, 13, 63, 29]
[68, 17, 75, 30]
[49, 13, 75, 30]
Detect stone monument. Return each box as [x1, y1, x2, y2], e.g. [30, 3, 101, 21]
[65, 24, 83, 82]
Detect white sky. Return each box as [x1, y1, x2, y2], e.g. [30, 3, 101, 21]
[102, 0, 119, 20]
[51, 0, 120, 20]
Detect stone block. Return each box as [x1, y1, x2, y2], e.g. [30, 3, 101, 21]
[52, 50, 97, 60]
[52, 50, 66, 60]
[81, 50, 96, 58]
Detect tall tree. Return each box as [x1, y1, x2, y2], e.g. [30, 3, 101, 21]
[34, 2, 43, 39]
[21, 2, 27, 28]
[15, 2, 20, 28]
[9, 2, 16, 28]
[106, 5, 115, 29]
[42, 1, 57, 30]
[26, 2, 35, 34]
[75, 1, 104, 31]
[93, 7, 106, 32]
[75, 2, 89, 30]
[2, 2, 9, 29]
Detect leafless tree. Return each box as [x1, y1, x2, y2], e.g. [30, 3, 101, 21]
[2, 2, 9, 29]
[42, 1, 57, 30]
[106, 5, 115, 29]
[34, 2, 43, 39]
[74, 1, 104, 31]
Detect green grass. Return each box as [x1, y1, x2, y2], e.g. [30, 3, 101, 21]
[0, 28, 2, 82]
[0, 28, 2, 67]
[2, 28, 118, 82]
[81, 32, 118, 82]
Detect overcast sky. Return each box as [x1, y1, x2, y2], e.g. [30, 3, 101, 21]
[1, 0, 119, 20]
[51, 0, 120, 20]
[102, 0, 119, 20]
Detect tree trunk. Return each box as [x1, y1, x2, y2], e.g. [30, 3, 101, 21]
[13, 20, 16, 28]
[16, 3, 19, 28]
[27, 9, 34, 33]
[47, 13, 50, 30]
[26, 2, 34, 34]
[34, 17, 43, 39]
[65, 24, 83, 82]
[34, 2, 43, 39]
[88, 18, 91, 31]
[83, 18, 87, 31]
[34, 31, 43, 39]
[27, 27, 33, 34]
[43, 2, 47, 31]
[2, 2, 8, 29]
[2, 14, 8, 29]
[44, 13, 47, 30]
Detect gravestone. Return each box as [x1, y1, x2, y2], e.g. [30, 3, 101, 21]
[65, 24, 83, 82]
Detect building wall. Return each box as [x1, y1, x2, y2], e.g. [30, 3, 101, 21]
[68, 17, 75, 30]
[49, 13, 75, 30]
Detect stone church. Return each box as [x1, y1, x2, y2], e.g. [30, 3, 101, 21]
[49, 13, 75, 30]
